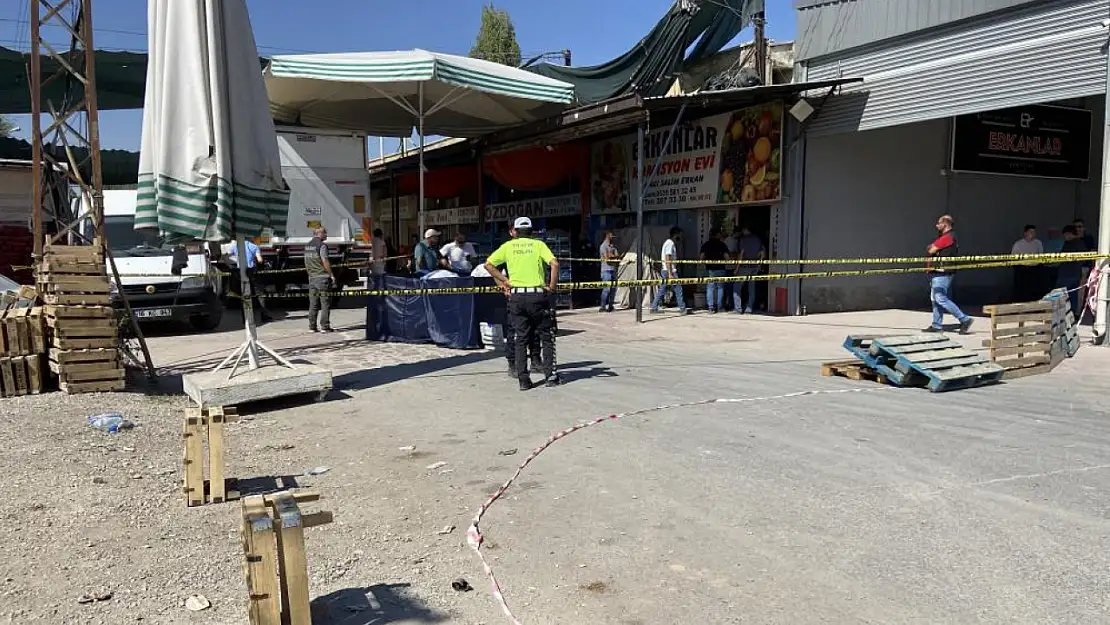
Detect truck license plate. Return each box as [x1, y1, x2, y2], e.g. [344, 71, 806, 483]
[135, 307, 173, 319]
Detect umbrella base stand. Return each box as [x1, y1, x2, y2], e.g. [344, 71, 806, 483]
[215, 338, 295, 380]
[183, 350, 333, 410]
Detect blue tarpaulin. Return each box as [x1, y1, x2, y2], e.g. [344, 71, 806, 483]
[365, 275, 505, 349]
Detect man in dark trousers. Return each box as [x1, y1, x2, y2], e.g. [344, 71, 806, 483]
[305, 226, 334, 333]
[493, 225, 541, 378]
[924, 214, 973, 335]
[485, 216, 561, 391]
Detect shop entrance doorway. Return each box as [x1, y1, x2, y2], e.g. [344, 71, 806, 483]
[705, 204, 772, 312]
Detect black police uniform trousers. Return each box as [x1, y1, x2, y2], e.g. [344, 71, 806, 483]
[508, 291, 555, 381]
[504, 319, 541, 373]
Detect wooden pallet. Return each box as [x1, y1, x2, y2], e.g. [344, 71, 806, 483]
[844, 334, 1003, 392]
[50, 347, 124, 394]
[982, 292, 1080, 379]
[183, 406, 240, 506]
[820, 359, 890, 385]
[0, 307, 46, 357]
[0, 354, 44, 397]
[981, 301, 1053, 376]
[241, 491, 332, 625]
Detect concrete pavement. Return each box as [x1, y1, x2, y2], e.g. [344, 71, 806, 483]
[143, 306, 1110, 624]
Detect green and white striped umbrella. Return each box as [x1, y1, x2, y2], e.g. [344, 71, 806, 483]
[264, 49, 575, 137]
[136, 0, 289, 242]
[265, 49, 573, 232]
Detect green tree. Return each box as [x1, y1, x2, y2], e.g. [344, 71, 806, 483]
[469, 4, 522, 67]
[0, 116, 15, 138]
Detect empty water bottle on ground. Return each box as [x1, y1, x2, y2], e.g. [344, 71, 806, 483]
[87, 413, 133, 433]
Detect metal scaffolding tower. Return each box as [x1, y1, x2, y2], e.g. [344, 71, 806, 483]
[29, 0, 156, 379]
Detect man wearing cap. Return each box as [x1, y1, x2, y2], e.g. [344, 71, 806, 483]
[413, 229, 448, 275]
[485, 217, 561, 390]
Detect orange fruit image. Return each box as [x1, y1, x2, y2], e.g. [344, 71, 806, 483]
[753, 137, 772, 163]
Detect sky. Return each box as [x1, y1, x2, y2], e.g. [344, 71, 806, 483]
[0, 0, 796, 156]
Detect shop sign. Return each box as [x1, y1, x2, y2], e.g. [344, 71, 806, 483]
[950, 104, 1092, 180]
[424, 205, 480, 226]
[590, 102, 784, 214]
[483, 194, 582, 222]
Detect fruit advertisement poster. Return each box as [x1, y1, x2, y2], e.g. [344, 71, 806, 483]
[589, 102, 783, 214]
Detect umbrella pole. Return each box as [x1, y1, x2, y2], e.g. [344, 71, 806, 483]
[236, 235, 259, 370]
[212, 236, 296, 379]
[418, 82, 425, 236]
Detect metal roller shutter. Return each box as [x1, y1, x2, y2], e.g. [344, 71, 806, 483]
[805, 0, 1108, 136]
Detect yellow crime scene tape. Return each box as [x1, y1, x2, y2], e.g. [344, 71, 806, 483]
[13, 251, 1101, 278]
[226, 255, 1096, 300]
[559, 251, 1106, 266]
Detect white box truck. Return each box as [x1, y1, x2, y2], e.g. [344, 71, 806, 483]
[248, 127, 372, 292]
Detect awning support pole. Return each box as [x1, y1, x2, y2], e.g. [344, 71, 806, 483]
[637, 103, 689, 323]
[636, 124, 645, 323]
[1096, 17, 1110, 342]
[418, 82, 426, 236]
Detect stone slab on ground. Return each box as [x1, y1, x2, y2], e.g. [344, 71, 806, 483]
[182, 362, 332, 408]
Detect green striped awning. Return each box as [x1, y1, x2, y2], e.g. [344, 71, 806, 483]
[265, 49, 575, 137]
[134, 173, 289, 242]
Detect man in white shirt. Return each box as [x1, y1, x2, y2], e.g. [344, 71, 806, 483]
[370, 228, 387, 276]
[440, 232, 477, 274]
[650, 226, 689, 314]
[1011, 224, 1044, 302]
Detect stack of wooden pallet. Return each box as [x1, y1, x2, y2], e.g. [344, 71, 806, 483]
[982, 289, 1079, 379]
[842, 334, 1005, 392]
[37, 244, 124, 393]
[0, 286, 47, 397]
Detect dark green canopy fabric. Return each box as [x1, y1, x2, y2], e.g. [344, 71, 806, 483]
[0, 136, 139, 186]
[529, 0, 764, 105]
[0, 46, 149, 114]
[0, 46, 268, 115]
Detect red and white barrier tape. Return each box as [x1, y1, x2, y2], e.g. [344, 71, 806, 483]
[1084, 266, 1108, 318]
[465, 386, 896, 624]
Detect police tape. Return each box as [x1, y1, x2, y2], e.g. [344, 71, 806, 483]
[466, 386, 898, 625]
[558, 251, 1106, 266]
[227, 256, 1075, 300]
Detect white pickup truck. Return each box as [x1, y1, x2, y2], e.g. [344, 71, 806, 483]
[82, 190, 225, 331]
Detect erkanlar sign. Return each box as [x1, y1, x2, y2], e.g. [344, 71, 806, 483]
[950, 104, 1092, 180]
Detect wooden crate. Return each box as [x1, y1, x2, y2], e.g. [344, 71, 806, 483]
[0, 307, 46, 357]
[50, 347, 124, 394]
[46, 304, 118, 353]
[182, 406, 239, 506]
[981, 301, 1054, 377]
[241, 491, 332, 625]
[38, 244, 111, 306]
[0, 354, 44, 397]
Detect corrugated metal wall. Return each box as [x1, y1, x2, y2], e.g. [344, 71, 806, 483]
[796, 0, 1044, 61]
[803, 0, 1108, 136]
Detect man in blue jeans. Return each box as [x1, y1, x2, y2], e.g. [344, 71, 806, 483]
[924, 214, 973, 334]
[598, 231, 619, 312]
[700, 228, 730, 313]
[733, 226, 764, 314]
[651, 227, 690, 314]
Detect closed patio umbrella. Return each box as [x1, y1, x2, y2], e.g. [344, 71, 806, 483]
[264, 50, 575, 232]
[137, 0, 291, 374]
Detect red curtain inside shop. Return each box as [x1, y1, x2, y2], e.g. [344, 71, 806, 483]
[396, 164, 475, 199]
[482, 142, 589, 191]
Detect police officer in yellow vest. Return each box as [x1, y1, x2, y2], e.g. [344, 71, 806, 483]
[485, 216, 561, 391]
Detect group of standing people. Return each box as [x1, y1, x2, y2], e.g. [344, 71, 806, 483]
[1010, 218, 1096, 315]
[596, 226, 766, 315]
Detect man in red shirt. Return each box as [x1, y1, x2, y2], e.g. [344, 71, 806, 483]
[925, 214, 973, 334]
